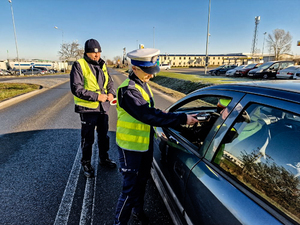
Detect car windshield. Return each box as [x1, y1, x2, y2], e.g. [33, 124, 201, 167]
[244, 64, 256, 69]
[257, 62, 273, 70]
[214, 65, 226, 69]
[235, 65, 245, 70]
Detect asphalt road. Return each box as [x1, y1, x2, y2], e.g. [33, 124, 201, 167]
[0, 69, 176, 225]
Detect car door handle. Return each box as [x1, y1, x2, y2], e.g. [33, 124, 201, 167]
[169, 135, 179, 144]
[174, 161, 185, 179]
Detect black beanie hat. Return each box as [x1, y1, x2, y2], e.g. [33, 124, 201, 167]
[84, 39, 102, 53]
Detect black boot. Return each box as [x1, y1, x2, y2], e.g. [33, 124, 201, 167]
[99, 158, 117, 168]
[132, 211, 149, 225]
[81, 161, 95, 178]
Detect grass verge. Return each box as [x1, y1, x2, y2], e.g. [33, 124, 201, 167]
[115, 68, 241, 100]
[0, 83, 41, 102]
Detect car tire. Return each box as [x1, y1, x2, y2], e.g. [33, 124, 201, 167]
[262, 74, 268, 79]
[216, 71, 220, 76]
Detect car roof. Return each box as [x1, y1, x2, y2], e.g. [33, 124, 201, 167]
[198, 80, 300, 103]
[283, 65, 300, 68]
[206, 80, 299, 92]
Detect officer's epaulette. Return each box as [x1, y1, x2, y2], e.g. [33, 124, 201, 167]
[128, 80, 136, 90]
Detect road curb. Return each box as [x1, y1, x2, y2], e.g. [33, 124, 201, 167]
[0, 79, 69, 110]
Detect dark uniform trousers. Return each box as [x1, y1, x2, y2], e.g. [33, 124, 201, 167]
[114, 144, 153, 225]
[80, 112, 110, 163]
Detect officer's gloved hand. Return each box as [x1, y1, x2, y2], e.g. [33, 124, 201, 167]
[186, 114, 198, 125]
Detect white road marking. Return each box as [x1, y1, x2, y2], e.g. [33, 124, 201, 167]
[54, 145, 81, 225]
[80, 134, 99, 225]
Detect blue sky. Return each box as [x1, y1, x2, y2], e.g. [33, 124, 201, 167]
[0, 0, 299, 61]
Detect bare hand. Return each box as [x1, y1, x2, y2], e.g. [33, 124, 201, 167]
[107, 93, 114, 102]
[186, 114, 199, 125]
[98, 94, 108, 102]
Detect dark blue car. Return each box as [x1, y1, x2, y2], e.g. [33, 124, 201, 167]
[209, 65, 237, 76]
[152, 80, 300, 225]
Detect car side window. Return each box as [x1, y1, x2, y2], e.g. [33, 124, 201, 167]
[171, 96, 231, 148]
[281, 62, 294, 69]
[270, 63, 279, 70]
[213, 103, 300, 223]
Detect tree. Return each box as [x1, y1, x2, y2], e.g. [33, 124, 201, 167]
[266, 29, 292, 60]
[113, 56, 122, 63]
[58, 41, 84, 61]
[106, 59, 113, 65]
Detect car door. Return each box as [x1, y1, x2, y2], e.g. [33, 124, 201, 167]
[153, 89, 245, 223]
[184, 94, 300, 225]
[268, 62, 280, 77]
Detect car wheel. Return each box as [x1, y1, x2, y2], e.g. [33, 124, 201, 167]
[262, 74, 268, 79]
[216, 71, 220, 76]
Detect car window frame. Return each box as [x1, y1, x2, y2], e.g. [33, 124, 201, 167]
[204, 93, 300, 161]
[165, 89, 246, 158]
[202, 93, 300, 225]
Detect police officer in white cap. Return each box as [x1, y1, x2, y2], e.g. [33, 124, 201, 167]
[114, 48, 198, 224]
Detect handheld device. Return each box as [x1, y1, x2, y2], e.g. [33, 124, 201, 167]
[195, 112, 211, 121]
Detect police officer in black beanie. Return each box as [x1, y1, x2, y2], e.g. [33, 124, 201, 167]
[70, 38, 116, 178]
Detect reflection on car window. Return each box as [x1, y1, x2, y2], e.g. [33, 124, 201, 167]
[214, 103, 300, 223]
[270, 63, 279, 70]
[172, 96, 231, 149]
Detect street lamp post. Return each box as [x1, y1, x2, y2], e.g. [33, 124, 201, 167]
[204, 0, 211, 75]
[262, 32, 267, 62]
[54, 26, 65, 73]
[8, 0, 22, 76]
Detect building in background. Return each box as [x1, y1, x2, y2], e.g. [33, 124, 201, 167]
[0, 59, 68, 71]
[158, 53, 278, 67]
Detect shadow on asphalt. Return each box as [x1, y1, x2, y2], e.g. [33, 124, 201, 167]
[0, 129, 173, 224]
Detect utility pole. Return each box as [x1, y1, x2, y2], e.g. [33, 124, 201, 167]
[251, 16, 260, 62]
[54, 26, 65, 73]
[262, 32, 267, 62]
[8, 0, 22, 76]
[204, 0, 211, 74]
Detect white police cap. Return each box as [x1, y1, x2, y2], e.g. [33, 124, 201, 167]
[127, 48, 160, 74]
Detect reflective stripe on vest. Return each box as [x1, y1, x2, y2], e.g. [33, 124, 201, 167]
[116, 79, 154, 151]
[73, 58, 109, 109]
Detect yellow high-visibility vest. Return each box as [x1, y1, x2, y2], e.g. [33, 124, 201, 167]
[73, 58, 109, 109]
[116, 79, 154, 151]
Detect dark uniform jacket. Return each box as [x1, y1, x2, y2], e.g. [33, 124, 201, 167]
[70, 54, 115, 113]
[118, 71, 187, 147]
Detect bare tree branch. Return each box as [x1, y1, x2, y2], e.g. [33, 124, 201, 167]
[266, 29, 292, 60]
[58, 40, 84, 61]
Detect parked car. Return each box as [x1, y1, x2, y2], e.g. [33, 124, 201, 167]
[22, 68, 43, 75]
[152, 80, 300, 225]
[208, 65, 226, 75]
[9, 68, 25, 75]
[48, 69, 58, 73]
[235, 63, 262, 77]
[0, 69, 10, 76]
[210, 65, 237, 76]
[15, 69, 28, 75]
[160, 63, 171, 70]
[248, 61, 294, 79]
[225, 65, 246, 76]
[276, 65, 300, 79]
[34, 67, 48, 74]
[294, 71, 300, 79]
